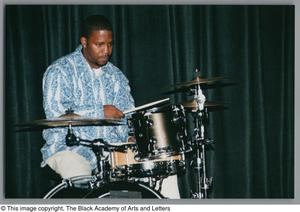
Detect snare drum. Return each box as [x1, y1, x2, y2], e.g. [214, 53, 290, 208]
[129, 104, 190, 160]
[110, 148, 185, 178]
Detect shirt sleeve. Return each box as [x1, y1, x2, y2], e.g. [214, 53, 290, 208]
[112, 71, 135, 142]
[41, 64, 73, 157]
[113, 72, 135, 112]
[43, 64, 78, 118]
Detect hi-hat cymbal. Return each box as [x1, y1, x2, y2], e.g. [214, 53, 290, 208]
[16, 112, 125, 130]
[181, 100, 226, 111]
[163, 76, 231, 94]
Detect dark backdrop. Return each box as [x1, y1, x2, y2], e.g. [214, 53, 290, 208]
[5, 5, 294, 198]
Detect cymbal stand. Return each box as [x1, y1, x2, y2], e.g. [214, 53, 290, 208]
[65, 124, 109, 185]
[190, 84, 213, 199]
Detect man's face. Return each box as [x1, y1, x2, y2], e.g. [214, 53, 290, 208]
[81, 30, 113, 68]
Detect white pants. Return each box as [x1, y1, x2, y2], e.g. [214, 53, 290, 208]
[46, 151, 180, 199]
[158, 175, 181, 199]
[46, 151, 92, 179]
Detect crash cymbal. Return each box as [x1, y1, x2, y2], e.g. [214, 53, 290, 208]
[177, 76, 223, 87]
[16, 112, 125, 130]
[163, 76, 224, 94]
[181, 100, 226, 111]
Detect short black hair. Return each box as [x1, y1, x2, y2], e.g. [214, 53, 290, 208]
[81, 15, 113, 38]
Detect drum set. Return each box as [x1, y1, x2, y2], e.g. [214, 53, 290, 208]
[17, 73, 227, 199]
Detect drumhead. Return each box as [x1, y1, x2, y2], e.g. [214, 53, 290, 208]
[43, 177, 163, 199]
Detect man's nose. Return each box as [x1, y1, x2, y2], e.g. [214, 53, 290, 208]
[103, 44, 110, 54]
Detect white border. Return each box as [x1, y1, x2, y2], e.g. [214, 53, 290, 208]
[0, 0, 298, 205]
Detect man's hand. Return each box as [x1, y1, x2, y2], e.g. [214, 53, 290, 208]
[103, 105, 124, 119]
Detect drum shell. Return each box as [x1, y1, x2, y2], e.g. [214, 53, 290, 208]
[110, 149, 186, 178]
[130, 104, 189, 159]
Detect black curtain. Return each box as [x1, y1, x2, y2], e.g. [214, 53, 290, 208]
[5, 5, 294, 198]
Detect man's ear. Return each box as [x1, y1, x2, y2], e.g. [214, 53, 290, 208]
[80, 37, 87, 48]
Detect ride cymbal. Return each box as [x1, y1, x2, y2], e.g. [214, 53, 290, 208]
[163, 76, 224, 94]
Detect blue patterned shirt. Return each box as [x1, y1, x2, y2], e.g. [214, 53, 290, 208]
[41, 46, 135, 170]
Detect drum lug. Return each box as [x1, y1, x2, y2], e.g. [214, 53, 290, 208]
[179, 160, 185, 167]
[149, 138, 157, 145]
[172, 116, 179, 123]
[146, 119, 153, 127]
[63, 179, 72, 188]
[127, 119, 135, 136]
[148, 138, 157, 155]
[89, 180, 97, 189]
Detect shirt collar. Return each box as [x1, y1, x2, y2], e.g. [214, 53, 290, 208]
[75, 45, 113, 77]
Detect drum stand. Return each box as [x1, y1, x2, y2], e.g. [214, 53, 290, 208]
[66, 125, 167, 195]
[190, 85, 213, 199]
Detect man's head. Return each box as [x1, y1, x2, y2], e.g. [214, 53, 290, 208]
[80, 15, 113, 68]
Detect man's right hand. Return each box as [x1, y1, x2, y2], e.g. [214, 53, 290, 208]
[103, 105, 124, 119]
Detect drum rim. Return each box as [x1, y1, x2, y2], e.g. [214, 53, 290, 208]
[88, 181, 164, 199]
[43, 177, 164, 199]
[43, 175, 97, 199]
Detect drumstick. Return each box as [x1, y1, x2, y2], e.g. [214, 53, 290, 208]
[123, 98, 170, 115]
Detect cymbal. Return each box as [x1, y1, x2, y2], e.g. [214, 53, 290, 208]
[163, 76, 223, 94]
[177, 76, 223, 87]
[163, 76, 236, 94]
[16, 112, 125, 130]
[181, 100, 226, 111]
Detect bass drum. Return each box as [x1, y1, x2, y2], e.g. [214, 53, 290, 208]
[43, 176, 164, 199]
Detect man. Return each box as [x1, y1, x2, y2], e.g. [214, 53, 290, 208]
[41, 15, 135, 179]
[41, 14, 180, 199]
